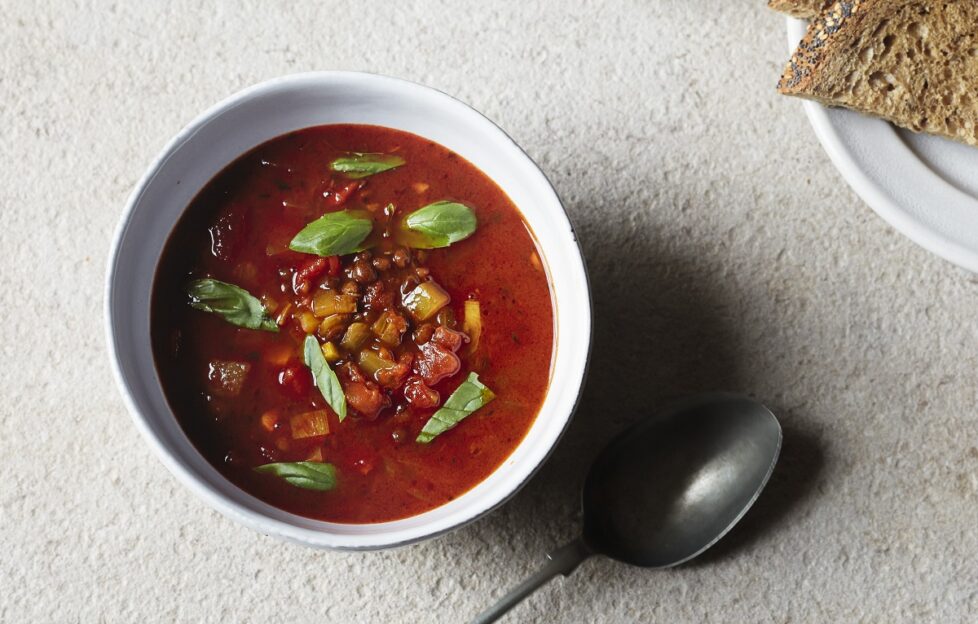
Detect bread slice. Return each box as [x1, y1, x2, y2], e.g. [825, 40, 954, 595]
[779, 0, 978, 147]
[768, 0, 832, 19]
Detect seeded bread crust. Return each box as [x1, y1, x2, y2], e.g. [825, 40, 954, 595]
[768, 0, 832, 19]
[778, 1, 864, 94]
[778, 0, 978, 146]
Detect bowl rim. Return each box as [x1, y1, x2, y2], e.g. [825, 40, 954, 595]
[104, 71, 592, 549]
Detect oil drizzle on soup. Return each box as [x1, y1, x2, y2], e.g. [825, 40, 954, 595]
[151, 125, 554, 523]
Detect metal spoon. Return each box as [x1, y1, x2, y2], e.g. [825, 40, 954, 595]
[472, 394, 782, 624]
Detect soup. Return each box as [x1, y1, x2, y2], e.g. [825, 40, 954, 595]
[151, 124, 554, 523]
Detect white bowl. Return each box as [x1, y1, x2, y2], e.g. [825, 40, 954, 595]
[105, 72, 592, 550]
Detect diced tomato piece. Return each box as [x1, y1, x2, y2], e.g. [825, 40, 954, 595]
[403, 376, 440, 409]
[329, 181, 362, 207]
[363, 281, 393, 310]
[297, 257, 328, 280]
[293, 256, 341, 294]
[338, 363, 390, 419]
[277, 363, 312, 399]
[326, 255, 341, 276]
[413, 341, 461, 386]
[342, 379, 390, 419]
[376, 353, 413, 389]
[431, 326, 467, 353]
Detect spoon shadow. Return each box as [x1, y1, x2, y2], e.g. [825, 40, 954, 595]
[499, 221, 825, 562]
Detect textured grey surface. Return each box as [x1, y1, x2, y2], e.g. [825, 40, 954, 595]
[3, 1, 978, 622]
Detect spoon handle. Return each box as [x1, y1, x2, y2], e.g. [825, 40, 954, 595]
[471, 538, 591, 624]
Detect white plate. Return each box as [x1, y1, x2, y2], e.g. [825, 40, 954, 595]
[787, 19, 978, 272]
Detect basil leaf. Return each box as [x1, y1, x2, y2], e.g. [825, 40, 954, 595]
[304, 335, 347, 421]
[404, 201, 477, 249]
[330, 152, 405, 179]
[289, 210, 373, 257]
[186, 278, 278, 332]
[416, 372, 495, 443]
[254, 461, 337, 491]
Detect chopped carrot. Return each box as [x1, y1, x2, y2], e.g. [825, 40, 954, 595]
[412, 182, 429, 194]
[260, 410, 280, 433]
[261, 295, 279, 314]
[275, 302, 293, 327]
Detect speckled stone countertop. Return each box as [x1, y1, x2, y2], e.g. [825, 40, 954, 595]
[3, 1, 978, 622]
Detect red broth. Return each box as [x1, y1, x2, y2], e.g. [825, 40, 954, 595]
[151, 125, 554, 523]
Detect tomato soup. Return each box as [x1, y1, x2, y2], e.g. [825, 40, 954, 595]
[151, 125, 554, 523]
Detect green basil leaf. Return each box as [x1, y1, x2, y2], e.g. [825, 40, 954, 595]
[254, 461, 337, 491]
[330, 152, 405, 179]
[289, 210, 373, 257]
[404, 201, 477, 249]
[304, 335, 347, 421]
[416, 372, 495, 443]
[186, 278, 278, 332]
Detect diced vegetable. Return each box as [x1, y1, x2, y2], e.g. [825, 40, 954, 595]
[340, 322, 371, 351]
[303, 335, 347, 421]
[187, 278, 279, 332]
[317, 314, 349, 339]
[329, 181, 362, 206]
[371, 310, 407, 346]
[402, 281, 450, 322]
[404, 376, 440, 409]
[321, 341, 341, 363]
[416, 373, 496, 443]
[290, 410, 331, 439]
[435, 306, 456, 328]
[312, 292, 358, 317]
[260, 410, 280, 432]
[411, 182, 429, 193]
[305, 447, 324, 462]
[254, 461, 337, 491]
[261, 295, 279, 314]
[277, 364, 312, 399]
[206, 360, 251, 397]
[294, 257, 330, 294]
[274, 302, 293, 327]
[414, 339, 461, 385]
[358, 350, 397, 378]
[298, 310, 320, 334]
[529, 251, 543, 273]
[462, 300, 482, 352]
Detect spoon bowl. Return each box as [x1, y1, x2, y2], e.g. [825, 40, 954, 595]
[473, 394, 782, 623]
[583, 394, 782, 567]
